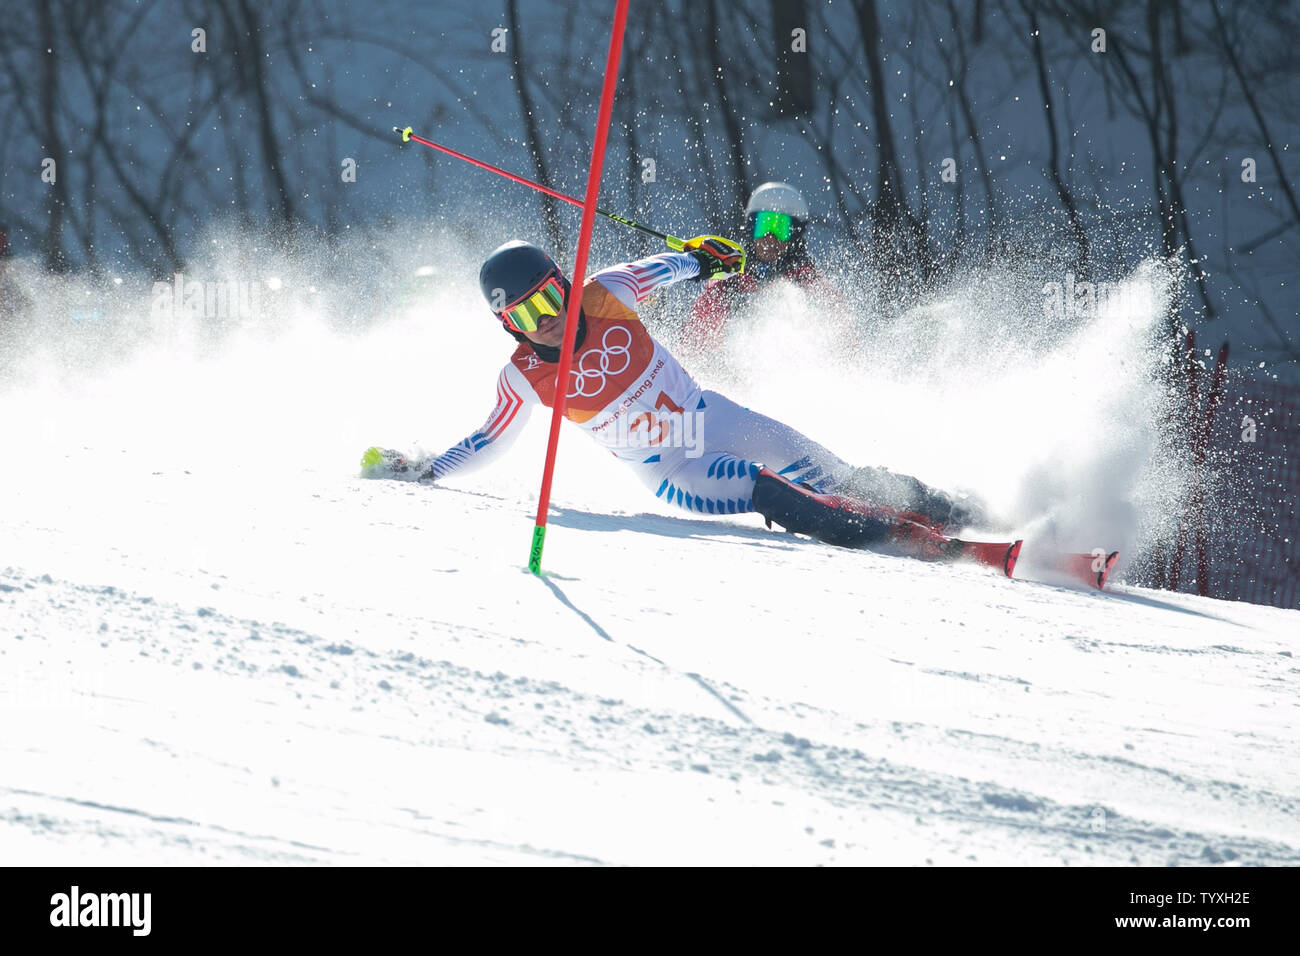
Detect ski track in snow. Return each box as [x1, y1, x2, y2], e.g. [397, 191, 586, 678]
[2, 471, 1297, 866]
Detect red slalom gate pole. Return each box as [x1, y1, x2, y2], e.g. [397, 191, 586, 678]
[528, 0, 630, 575]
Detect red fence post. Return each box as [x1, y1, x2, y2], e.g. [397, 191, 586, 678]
[1195, 341, 1230, 596]
[1169, 330, 1199, 590]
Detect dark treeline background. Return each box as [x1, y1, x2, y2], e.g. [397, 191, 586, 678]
[1, 0, 1296, 369]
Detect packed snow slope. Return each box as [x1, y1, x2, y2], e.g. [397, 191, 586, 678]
[1, 240, 1297, 865]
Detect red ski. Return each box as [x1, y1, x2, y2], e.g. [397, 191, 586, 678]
[1053, 550, 1120, 590]
[886, 515, 1022, 578]
[958, 538, 1023, 578]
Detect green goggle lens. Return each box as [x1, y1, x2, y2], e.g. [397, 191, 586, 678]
[502, 277, 565, 333]
[752, 210, 793, 242]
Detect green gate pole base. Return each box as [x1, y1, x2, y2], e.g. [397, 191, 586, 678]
[528, 524, 547, 575]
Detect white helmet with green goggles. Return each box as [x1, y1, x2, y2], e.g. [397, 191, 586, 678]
[745, 182, 809, 243]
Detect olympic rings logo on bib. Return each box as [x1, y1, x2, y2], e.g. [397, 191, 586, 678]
[568, 326, 633, 398]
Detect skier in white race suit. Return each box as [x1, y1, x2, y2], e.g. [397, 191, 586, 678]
[361, 239, 988, 554]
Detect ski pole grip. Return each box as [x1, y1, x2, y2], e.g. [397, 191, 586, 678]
[680, 235, 747, 274]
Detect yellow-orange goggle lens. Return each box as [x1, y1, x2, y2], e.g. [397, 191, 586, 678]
[501, 277, 565, 333]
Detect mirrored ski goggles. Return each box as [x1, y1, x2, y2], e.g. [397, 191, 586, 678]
[498, 275, 566, 333]
[751, 210, 794, 242]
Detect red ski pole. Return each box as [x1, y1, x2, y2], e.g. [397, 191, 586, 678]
[397, 127, 590, 212]
[392, 124, 743, 259]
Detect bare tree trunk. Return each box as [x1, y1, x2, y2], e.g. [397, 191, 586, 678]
[943, 91, 967, 253]
[506, 0, 564, 256]
[616, 16, 643, 221]
[1024, 3, 1089, 272]
[1091, 3, 1216, 335]
[1146, 0, 1214, 319]
[704, 0, 751, 220]
[672, 2, 726, 231]
[37, 1, 69, 272]
[1208, 0, 1300, 227]
[770, 0, 813, 116]
[855, 0, 907, 234]
[853, 0, 928, 285]
[905, 9, 931, 262]
[235, 0, 296, 229]
[943, 0, 997, 242]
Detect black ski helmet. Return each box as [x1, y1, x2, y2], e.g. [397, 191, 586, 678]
[479, 240, 568, 316]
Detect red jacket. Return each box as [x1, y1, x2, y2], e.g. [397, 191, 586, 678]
[685, 261, 845, 350]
